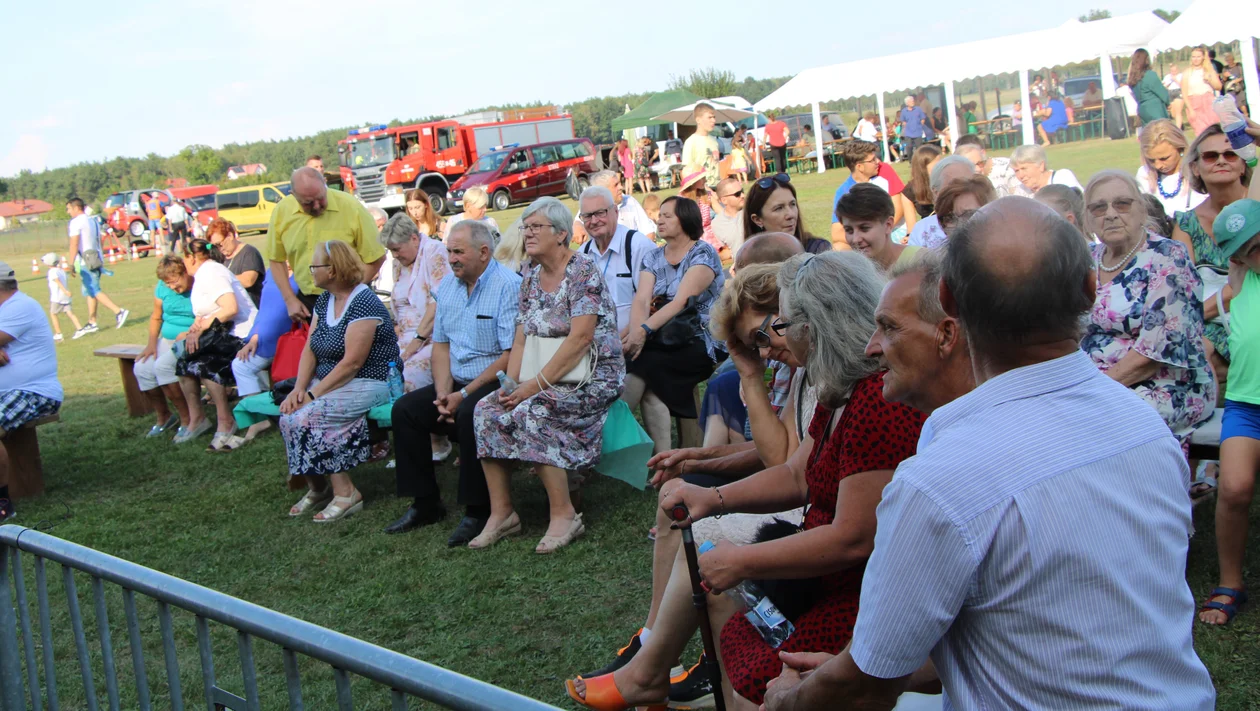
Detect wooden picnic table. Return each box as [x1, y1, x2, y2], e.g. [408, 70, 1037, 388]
[94, 344, 153, 418]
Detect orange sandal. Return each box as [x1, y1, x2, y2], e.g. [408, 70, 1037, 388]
[564, 673, 666, 711]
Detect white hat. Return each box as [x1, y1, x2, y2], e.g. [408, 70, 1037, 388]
[41, 253, 58, 267]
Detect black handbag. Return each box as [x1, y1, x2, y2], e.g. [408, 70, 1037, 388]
[649, 295, 702, 350]
[271, 378, 297, 405]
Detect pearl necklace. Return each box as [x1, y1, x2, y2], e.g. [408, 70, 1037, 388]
[1095, 238, 1144, 285]
[1157, 172, 1183, 200]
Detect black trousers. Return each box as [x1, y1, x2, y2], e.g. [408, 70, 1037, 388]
[391, 380, 499, 513]
[904, 136, 924, 160]
[769, 145, 788, 173]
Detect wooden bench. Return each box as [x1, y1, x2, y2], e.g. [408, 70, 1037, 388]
[94, 344, 154, 418]
[3, 414, 60, 498]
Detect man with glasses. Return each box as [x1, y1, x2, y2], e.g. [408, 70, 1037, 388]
[830, 140, 905, 248]
[711, 177, 746, 255]
[265, 167, 385, 322]
[572, 170, 657, 244]
[576, 184, 656, 333]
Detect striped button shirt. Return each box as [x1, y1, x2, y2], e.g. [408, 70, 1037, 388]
[431, 260, 521, 383]
[850, 351, 1214, 710]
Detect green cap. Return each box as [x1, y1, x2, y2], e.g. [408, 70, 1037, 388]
[1213, 199, 1260, 260]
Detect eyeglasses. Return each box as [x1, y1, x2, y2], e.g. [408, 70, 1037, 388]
[578, 207, 610, 224]
[720, 190, 743, 200]
[308, 264, 332, 273]
[518, 222, 554, 235]
[752, 314, 775, 348]
[1086, 198, 1136, 217]
[770, 316, 794, 336]
[1200, 150, 1242, 164]
[939, 209, 979, 229]
[755, 173, 792, 190]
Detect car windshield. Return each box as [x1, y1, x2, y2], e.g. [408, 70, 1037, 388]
[104, 194, 127, 209]
[347, 135, 395, 168]
[470, 151, 512, 174]
[276, 183, 292, 196]
[184, 195, 216, 211]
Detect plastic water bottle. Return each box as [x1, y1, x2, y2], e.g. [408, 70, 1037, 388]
[496, 370, 518, 395]
[1212, 95, 1258, 167]
[386, 362, 405, 401]
[698, 541, 794, 647]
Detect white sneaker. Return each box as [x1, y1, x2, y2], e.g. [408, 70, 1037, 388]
[83, 323, 99, 334]
[53, 334, 64, 342]
[71, 327, 89, 339]
[432, 440, 453, 462]
[115, 309, 130, 329]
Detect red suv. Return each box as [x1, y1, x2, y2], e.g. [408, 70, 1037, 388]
[447, 138, 597, 211]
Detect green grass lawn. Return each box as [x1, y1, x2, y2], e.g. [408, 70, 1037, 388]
[5, 135, 1259, 709]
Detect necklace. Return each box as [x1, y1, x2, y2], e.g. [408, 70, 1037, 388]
[1157, 171, 1183, 200]
[1095, 237, 1144, 285]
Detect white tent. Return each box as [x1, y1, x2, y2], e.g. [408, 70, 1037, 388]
[756, 12, 1169, 170]
[1146, 0, 1260, 115]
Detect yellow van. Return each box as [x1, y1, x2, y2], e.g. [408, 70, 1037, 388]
[214, 182, 291, 233]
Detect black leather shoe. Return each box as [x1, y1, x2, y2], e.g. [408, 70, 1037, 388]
[447, 515, 489, 547]
[383, 504, 446, 534]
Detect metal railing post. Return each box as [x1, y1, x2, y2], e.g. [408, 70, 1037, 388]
[0, 548, 25, 711]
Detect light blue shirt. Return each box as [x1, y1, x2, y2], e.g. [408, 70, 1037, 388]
[850, 351, 1214, 710]
[431, 259, 521, 383]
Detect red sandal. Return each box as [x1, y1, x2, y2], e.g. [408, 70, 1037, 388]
[564, 673, 666, 711]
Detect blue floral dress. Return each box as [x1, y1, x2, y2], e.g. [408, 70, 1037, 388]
[473, 253, 625, 470]
[1081, 235, 1216, 442]
[1175, 210, 1230, 361]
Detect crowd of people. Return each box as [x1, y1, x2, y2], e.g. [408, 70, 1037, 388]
[3, 79, 1260, 706]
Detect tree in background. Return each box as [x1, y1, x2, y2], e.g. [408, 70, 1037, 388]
[173, 145, 226, 186]
[0, 178, 6, 199]
[1078, 9, 1112, 21]
[1154, 8, 1181, 23]
[670, 68, 738, 99]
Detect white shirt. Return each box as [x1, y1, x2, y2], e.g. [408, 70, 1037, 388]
[854, 118, 879, 142]
[0, 291, 63, 401]
[1136, 164, 1207, 217]
[191, 260, 258, 339]
[580, 223, 656, 332]
[985, 157, 1029, 198]
[906, 214, 946, 249]
[1049, 168, 1083, 191]
[849, 352, 1214, 710]
[68, 214, 101, 254]
[617, 194, 657, 236]
[372, 251, 397, 295]
[165, 202, 187, 223]
[46, 268, 71, 305]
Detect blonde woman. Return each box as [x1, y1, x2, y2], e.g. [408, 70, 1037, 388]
[1135, 119, 1206, 216]
[1181, 46, 1223, 136]
[404, 188, 445, 238]
[443, 186, 500, 241]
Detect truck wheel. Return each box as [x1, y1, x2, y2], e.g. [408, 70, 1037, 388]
[426, 191, 447, 216]
[577, 176, 590, 191]
[129, 220, 146, 238]
[492, 190, 511, 211]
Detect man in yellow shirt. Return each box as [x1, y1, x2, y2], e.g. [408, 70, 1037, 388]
[681, 103, 721, 189]
[265, 167, 386, 321]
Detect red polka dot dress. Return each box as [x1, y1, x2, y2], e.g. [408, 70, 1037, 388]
[718, 372, 927, 703]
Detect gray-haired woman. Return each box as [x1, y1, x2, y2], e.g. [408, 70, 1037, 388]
[1011, 144, 1082, 194]
[379, 213, 452, 393]
[471, 197, 626, 553]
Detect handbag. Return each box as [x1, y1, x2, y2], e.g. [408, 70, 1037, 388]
[81, 249, 104, 271]
[592, 400, 654, 490]
[519, 334, 594, 386]
[270, 322, 309, 382]
[271, 377, 297, 405]
[648, 295, 702, 350]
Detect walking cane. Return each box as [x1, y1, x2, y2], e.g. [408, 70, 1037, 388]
[671, 504, 728, 711]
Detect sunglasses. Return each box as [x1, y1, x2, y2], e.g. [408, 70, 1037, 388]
[755, 173, 792, 190]
[752, 314, 775, 348]
[721, 190, 743, 200]
[1200, 150, 1242, 164]
[1086, 198, 1136, 218]
[770, 315, 794, 336]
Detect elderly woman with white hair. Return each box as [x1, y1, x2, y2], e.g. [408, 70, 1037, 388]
[379, 213, 452, 392]
[1081, 169, 1214, 445]
[906, 154, 977, 249]
[1011, 144, 1082, 195]
[471, 197, 626, 553]
[443, 186, 499, 241]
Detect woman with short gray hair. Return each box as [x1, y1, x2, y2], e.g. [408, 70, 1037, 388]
[1011, 144, 1082, 193]
[379, 213, 451, 394]
[443, 185, 500, 242]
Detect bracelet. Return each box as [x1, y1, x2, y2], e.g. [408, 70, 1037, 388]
[306, 390, 316, 401]
[459, 387, 469, 398]
[712, 486, 725, 519]
[641, 323, 655, 336]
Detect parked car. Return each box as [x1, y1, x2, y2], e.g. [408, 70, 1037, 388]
[214, 182, 290, 233]
[170, 184, 218, 229]
[103, 189, 173, 241]
[447, 137, 597, 212]
[777, 112, 850, 143]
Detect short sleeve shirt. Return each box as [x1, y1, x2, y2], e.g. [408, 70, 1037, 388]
[225, 243, 266, 306]
[431, 260, 522, 383]
[155, 282, 195, 341]
[68, 214, 101, 254]
[642, 240, 726, 359]
[765, 121, 789, 147]
[310, 284, 400, 381]
[263, 189, 386, 296]
[900, 106, 928, 138]
[47, 269, 70, 305]
[189, 260, 257, 339]
[0, 292, 63, 401]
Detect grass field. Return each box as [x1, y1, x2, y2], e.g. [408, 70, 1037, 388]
[5, 135, 1259, 709]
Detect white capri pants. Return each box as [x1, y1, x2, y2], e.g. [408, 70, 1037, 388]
[231, 353, 274, 397]
[133, 338, 179, 391]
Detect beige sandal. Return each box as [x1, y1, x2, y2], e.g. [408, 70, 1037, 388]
[289, 489, 332, 517]
[535, 514, 585, 554]
[313, 491, 363, 523]
[467, 512, 522, 549]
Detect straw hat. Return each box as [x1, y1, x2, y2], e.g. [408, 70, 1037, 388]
[680, 170, 706, 192]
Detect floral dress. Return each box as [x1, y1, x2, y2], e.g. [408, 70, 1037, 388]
[473, 253, 626, 470]
[1081, 235, 1215, 442]
[391, 238, 452, 391]
[1175, 210, 1230, 361]
[636, 143, 655, 178]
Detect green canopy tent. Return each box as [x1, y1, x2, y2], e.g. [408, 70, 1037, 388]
[610, 89, 704, 132]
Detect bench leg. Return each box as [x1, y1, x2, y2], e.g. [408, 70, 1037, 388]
[3, 429, 45, 499]
[118, 357, 154, 418]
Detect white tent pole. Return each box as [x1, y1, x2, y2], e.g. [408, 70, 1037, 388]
[811, 101, 826, 174]
[1242, 37, 1260, 124]
[1100, 54, 1117, 99]
[944, 80, 959, 152]
[877, 93, 890, 163]
[1020, 69, 1035, 146]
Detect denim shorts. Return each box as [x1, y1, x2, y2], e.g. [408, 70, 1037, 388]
[80, 268, 102, 298]
[1222, 399, 1260, 442]
[148, 219, 161, 231]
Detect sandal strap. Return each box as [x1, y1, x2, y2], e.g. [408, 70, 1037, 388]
[1208, 586, 1246, 601]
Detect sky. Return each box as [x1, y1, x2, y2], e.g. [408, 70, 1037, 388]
[1, 0, 1191, 176]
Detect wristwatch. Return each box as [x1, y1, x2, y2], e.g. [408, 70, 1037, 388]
[641, 323, 655, 336]
[306, 390, 317, 401]
[459, 387, 469, 398]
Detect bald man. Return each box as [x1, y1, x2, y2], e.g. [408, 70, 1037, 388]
[764, 198, 1214, 711]
[265, 167, 386, 321]
[733, 231, 803, 271]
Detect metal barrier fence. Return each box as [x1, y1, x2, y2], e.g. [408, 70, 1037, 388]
[0, 526, 562, 711]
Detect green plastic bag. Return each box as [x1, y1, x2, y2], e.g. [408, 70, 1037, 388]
[232, 392, 393, 430]
[595, 400, 655, 490]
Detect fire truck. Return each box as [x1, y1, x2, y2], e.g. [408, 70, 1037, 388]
[338, 112, 575, 215]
